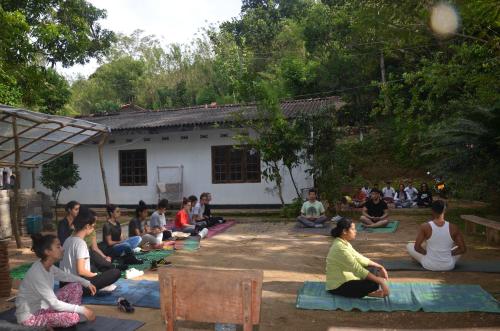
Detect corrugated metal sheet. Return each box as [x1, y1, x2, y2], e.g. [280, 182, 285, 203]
[80, 97, 343, 131]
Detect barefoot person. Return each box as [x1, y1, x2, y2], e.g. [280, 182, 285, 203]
[15, 234, 96, 328]
[360, 189, 389, 228]
[406, 200, 466, 271]
[326, 218, 390, 298]
[296, 189, 328, 228]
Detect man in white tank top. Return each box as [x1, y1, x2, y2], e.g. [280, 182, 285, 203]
[406, 200, 466, 271]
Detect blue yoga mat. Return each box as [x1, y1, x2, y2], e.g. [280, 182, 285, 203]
[296, 281, 500, 313]
[0, 307, 145, 330]
[82, 278, 160, 309]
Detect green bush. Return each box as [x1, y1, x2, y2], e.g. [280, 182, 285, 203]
[281, 197, 303, 219]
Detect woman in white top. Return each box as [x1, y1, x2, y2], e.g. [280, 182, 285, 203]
[407, 200, 466, 271]
[15, 234, 96, 328]
[60, 207, 121, 295]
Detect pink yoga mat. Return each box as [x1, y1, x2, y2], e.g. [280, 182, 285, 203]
[206, 220, 236, 238]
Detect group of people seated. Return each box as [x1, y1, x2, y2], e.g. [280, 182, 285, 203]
[344, 181, 433, 210]
[326, 199, 466, 298]
[14, 192, 224, 329]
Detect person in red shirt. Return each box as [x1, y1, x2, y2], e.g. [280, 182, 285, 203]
[175, 198, 208, 239]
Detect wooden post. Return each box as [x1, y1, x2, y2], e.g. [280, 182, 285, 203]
[31, 168, 35, 189]
[11, 117, 22, 248]
[98, 134, 110, 205]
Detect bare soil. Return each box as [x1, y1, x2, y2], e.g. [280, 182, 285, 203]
[2, 211, 500, 330]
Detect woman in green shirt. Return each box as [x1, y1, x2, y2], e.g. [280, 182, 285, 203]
[326, 218, 390, 298]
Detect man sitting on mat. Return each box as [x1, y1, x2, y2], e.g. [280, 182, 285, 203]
[406, 200, 466, 271]
[327, 218, 390, 298]
[360, 189, 389, 228]
[297, 188, 328, 228]
[382, 181, 395, 203]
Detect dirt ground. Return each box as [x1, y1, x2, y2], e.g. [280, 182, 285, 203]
[2, 211, 500, 330]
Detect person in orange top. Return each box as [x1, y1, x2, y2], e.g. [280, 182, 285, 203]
[175, 198, 208, 239]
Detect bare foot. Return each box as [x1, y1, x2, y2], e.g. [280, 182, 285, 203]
[367, 289, 385, 298]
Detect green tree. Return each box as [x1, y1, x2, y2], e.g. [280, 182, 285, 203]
[40, 154, 81, 220]
[0, 0, 114, 112]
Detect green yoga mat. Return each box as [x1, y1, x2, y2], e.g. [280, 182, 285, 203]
[356, 220, 399, 233]
[120, 249, 174, 276]
[296, 281, 500, 313]
[10, 250, 174, 280]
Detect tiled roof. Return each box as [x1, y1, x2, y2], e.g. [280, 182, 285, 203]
[79, 96, 343, 131]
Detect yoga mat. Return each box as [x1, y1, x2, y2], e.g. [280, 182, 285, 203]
[206, 220, 236, 238]
[355, 220, 399, 233]
[0, 308, 144, 331]
[120, 249, 173, 276]
[10, 263, 32, 280]
[382, 259, 500, 273]
[291, 223, 334, 236]
[296, 281, 500, 313]
[164, 236, 201, 251]
[81, 279, 160, 309]
[10, 250, 174, 281]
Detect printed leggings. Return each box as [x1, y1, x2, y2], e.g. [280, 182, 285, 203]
[21, 282, 82, 328]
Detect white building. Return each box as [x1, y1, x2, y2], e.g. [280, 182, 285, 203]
[24, 97, 342, 207]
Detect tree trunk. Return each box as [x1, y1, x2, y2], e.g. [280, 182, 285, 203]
[272, 162, 285, 206]
[287, 165, 302, 199]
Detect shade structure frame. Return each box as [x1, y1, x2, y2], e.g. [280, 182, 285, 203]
[0, 104, 109, 168]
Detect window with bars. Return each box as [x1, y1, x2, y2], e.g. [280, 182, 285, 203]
[211, 146, 261, 184]
[119, 149, 147, 186]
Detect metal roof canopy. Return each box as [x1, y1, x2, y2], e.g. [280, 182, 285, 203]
[0, 104, 109, 168]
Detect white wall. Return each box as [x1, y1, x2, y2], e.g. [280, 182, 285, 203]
[24, 127, 313, 206]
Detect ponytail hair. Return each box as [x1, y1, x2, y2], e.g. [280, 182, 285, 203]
[31, 233, 58, 261]
[330, 218, 352, 238]
[136, 200, 148, 217]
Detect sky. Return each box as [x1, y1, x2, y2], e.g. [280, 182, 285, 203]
[58, 0, 242, 79]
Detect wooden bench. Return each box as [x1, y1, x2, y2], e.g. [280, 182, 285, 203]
[460, 215, 500, 244]
[158, 266, 263, 331]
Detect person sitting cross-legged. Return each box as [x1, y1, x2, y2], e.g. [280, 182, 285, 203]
[406, 200, 466, 271]
[60, 207, 121, 295]
[416, 183, 433, 208]
[382, 181, 395, 204]
[15, 234, 96, 328]
[102, 204, 143, 265]
[149, 199, 173, 241]
[129, 200, 164, 249]
[296, 188, 328, 228]
[326, 218, 390, 298]
[360, 189, 389, 228]
[394, 184, 413, 208]
[174, 198, 208, 239]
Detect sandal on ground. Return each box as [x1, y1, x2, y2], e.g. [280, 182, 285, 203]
[117, 297, 135, 313]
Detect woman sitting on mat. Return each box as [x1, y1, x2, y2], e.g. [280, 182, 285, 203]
[150, 199, 173, 241]
[174, 198, 208, 239]
[102, 204, 143, 264]
[60, 207, 121, 295]
[129, 200, 164, 249]
[326, 218, 390, 298]
[15, 234, 96, 328]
